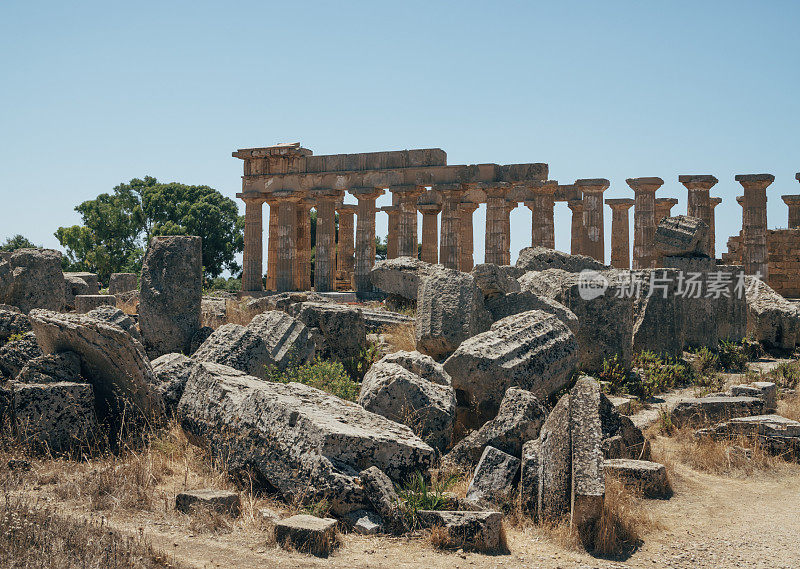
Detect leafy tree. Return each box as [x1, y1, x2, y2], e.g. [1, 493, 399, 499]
[55, 177, 243, 281]
[0, 234, 38, 252]
[375, 235, 388, 260]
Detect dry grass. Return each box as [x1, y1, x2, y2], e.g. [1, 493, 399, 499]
[381, 321, 416, 352]
[592, 476, 654, 558]
[427, 521, 509, 554]
[778, 392, 800, 422]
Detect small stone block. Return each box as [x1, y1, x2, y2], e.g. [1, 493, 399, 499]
[604, 459, 671, 498]
[274, 514, 338, 556]
[175, 489, 241, 517]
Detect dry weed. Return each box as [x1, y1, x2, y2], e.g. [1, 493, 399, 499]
[382, 321, 416, 352]
[778, 392, 800, 422]
[593, 476, 653, 557]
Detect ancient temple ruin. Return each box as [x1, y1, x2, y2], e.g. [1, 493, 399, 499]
[235, 143, 800, 296]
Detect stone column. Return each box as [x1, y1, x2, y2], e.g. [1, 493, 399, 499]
[417, 202, 442, 264]
[265, 198, 279, 290]
[524, 201, 536, 246]
[605, 198, 634, 269]
[242, 196, 265, 292]
[627, 177, 664, 269]
[782, 195, 800, 229]
[295, 198, 313, 291]
[485, 183, 511, 266]
[459, 201, 479, 271]
[312, 189, 343, 292]
[531, 181, 557, 249]
[393, 185, 424, 258]
[353, 188, 385, 293]
[567, 200, 585, 255]
[336, 204, 357, 287]
[575, 179, 610, 262]
[655, 198, 679, 224]
[437, 184, 465, 270]
[504, 199, 517, 265]
[736, 174, 774, 278]
[275, 192, 301, 292]
[709, 197, 722, 258]
[680, 175, 718, 253]
[385, 206, 400, 259]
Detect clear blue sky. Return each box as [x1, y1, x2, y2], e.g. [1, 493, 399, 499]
[1, 0, 798, 268]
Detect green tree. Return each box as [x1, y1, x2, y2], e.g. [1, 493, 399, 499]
[0, 234, 39, 252]
[375, 235, 388, 260]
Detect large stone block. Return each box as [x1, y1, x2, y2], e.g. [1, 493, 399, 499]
[139, 236, 202, 357]
[744, 276, 800, 349]
[178, 362, 434, 515]
[27, 309, 164, 423]
[0, 304, 31, 343]
[376, 350, 451, 385]
[416, 265, 491, 361]
[85, 305, 142, 343]
[444, 310, 578, 431]
[0, 332, 42, 379]
[519, 439, 541, 516]
[671, 395, 764, 427]
[485, 290, 579, 334]
[3, 249, 65, 313]
[370, 257, 433, 301]
[359, 466, 406, 534]
[108, 273, 138, 295]
[695, 414, 800, 457]
[63, 272, 99, 293]
[151, 352, 195, 414]
[358, 359, 455, 452]
[293, 302, 366, 361]
[731, 381, 777, 413]
[248, 310, 316, 368]
[603, 459, 670, 498]
[569, 377, 604, 536]
[464, 446, 520, 508]
[415, 510, 505, 553]
[75, 295, 117, 314]
[63, 274, 91, 310]
[538, 393, 571, 520]
[274, 515, 338, 556]
[653, 215, 709, 257]
[632, 269, 683, 358]
[175, 489, 241, 516]
[470, 263, 521, 299]
[515, 246, 608, 274]
[662, 256, 718, 349]
[191, 323, 275, 377]
[16, 351, 81, 384]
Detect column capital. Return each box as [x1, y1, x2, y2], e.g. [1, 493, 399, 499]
[626, 177, 664, 193]
[605, 197, 634, 210]
[735, 173, 775, 190]
[710, 196, 723, 207]
[337, 203, 358, 215]
[567, 199, 584, 212]
[434, 183, 466, 197]
[350, 187, 385, 200]
[656, 197, 679, 207]
[459, 201, 479, 214]
[271, 189, 304, 203]
[310, 187, 345, 200]
[575, 178, 610, 193]
[380, 205, 399, 214]
[736, 195, 744, 206]
[390, 184, 425, 197]
[782, 195, 800, 206]
[417, 202, 442, 215]
[679, 175, 718, 190]
[530, 179, 558, 195]
[241, 193, 266, 205]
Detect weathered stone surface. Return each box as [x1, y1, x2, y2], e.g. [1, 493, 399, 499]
[632, 268, 683, 358]
[538, 393, 570, 520]
[653, 215, 709, 257]
[274, 515, 338, 556]
[604, 459, 670, 498]
[600, 393, 648, 460]
[108, 273, 138, 295]
[464, 446, 520, 508]
[188, 326, 213, 355]
[731, 381, 777, 412]
[191, 324, 275, 378]
[139, 236, 202, 357]
[378, 350, 451, 386]
[0, 332, 42, 379]
[345, 510, 383, 535]
[518, 269, 634, 371]
[27, 309, 164, 422]
[360, 308, 414, 333]
[485, 290, 580, 334]
[0, 304, 31, 343]
[370, 257, 433, 301]
[359, 466, 405, 533]
[672, 396, 764, 427]
[175, 489, 241, 516]
[293, 302, 366, 361]
[63, 275, 91, 310]
[519, 439, 541, 515]
[16, 351, 81, 384]
[415, 265, 492, 361]
[200, 297, 227, 329]
[178, 362, 434, 515]
[75, 295, 117, 314]
[64, 272, 99, 293]
[470, 263, 521, 299]
[358, 360, 455, 452]
[515, 246, 608, 274]
[415, 511, 505, 553]
[569, 377, 604, 535]
[695, 414, 800, 457]
[248, 310, 316, 369]
[444, 310, 578, 431]
[3, 249, 65, 313]
[237, 292, 332, 325]
[151, 352, 195, 414]
[86, 305, 142, 343]
[12, 381, 98, 453]
[745, 277, 800, 349]
[115, 289, 139, 315]
[444, 387, 546, 468]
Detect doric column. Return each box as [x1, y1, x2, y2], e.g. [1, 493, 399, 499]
[782, 195, 800, 229]
[437, 184, 465, 270]
[311, 189, 343, 292]
[265, 198, 279, 290]
[627, 177, 664, 269]
[736, 174, 774, 278]
[655, 198, 679, 224]
[295, 198, 313, 290]
[709, 197, 722, 258]
[417, 202, 442, 264]
[605, 198, 634, 269]
[484, 183, 511, 265]
[680, 174, 717, 253]
[336, 204, 357, 287]
[567, 200, 585, 255]
[524, 202, 535, 246]
[393, 185, 424, 258]
[459, 201, 479, 271]
[242, 196, 265, 292]
[504, 199, 517, 265]
[384, 206, 400, 259]
[353, 188, 385, 293]
[531, 181, 557, 249]
[575, 179, 610, 262]
[274, 191, 301, 292]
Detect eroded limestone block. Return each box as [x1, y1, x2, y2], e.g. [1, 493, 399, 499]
[0, 304, 31, 343]
[415, 511, 505, 553]
[16, 351, 81, 384]
[515, 246, 608, 274]
[191, 323, 275, 378]
[293, 302, 366, 361]
[653, 215, 709, 257]
[274, 515, 338, 556]
[175, 489, 241, 516]
[248, 310, 316, 369]
[151, 352, 195, 414]
[485, 291, 579, 334]
[745, 277, 800, 350]
[4, 249, 65, 313]
[470, 263, 521, 299]
[603, 459, 670, 498]
[519, 439, 541, 516]
[538, 393, 570, 520]
[74, 295, 116, 314]
[569, 377, 604, 536]
[108, 273, 138, 295]
[671, 396, 764, 427]
[0, 332, 42, 379]
[464, 446, 520, 509]
[731, 381, 777, 412]
[370, 257, 433, 301]
[86, 305, 142, 343]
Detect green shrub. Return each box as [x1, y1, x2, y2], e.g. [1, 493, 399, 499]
[717, 340, 748, 371]
[396, 472, 458, 530]
[599, 355, 628, 395]
[264, 358, 360, 402]
[770, 361, 800, 389]
[692, 347, 720, 375]
[342, 342, 382, 383]
[629, 351, 693, 401]
[1, 332, 25, 348]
